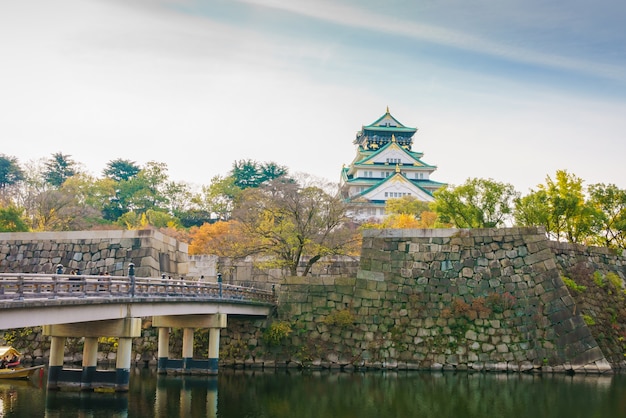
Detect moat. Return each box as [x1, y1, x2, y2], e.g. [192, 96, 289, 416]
[1, 367, 625, 417]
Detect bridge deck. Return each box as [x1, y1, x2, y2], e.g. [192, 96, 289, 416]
[0, 273, 276, 328]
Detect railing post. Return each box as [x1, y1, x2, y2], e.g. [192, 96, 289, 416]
[50, 275, 58, 299]
[54, 264, 64, 297]
[15, 275, 24, 300]
[128, 262, 135, 298]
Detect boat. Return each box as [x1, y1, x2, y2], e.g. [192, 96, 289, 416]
[0, 347, 44, 380]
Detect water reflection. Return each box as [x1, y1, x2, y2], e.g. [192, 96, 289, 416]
[154, 374, 218, 418]
[0, 379, 44, 418]
[2, 367, 626, 417]
[45, 391, 129, 418]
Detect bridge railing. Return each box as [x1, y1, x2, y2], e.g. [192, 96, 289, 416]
[0, 273, 275, 304]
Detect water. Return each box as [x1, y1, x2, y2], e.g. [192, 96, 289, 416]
[1, 367, 625, 417]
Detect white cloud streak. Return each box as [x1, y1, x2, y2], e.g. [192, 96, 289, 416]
[238, 0, 626, 82]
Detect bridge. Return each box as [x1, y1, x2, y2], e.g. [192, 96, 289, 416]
[0, 268, 276, 392]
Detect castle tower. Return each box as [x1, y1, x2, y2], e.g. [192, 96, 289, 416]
[339, 108, 445, 220]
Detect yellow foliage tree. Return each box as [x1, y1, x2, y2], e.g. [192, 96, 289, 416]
[188, 221, 255, 257]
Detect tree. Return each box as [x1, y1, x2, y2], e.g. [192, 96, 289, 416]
[0, 205, 29, 232]
[0, 154, 25, 190]
[385, 195, 431, 217]
[195, 175, 242, 221]
[433, 178, 518, 228]
[360, 196, 438, 229]
[515, 170, 598, 243]
[102, 161, 170, 221]
[513, 190, 551, 231]
[188, 221, 241, 256]
[103, 158, 141, 182]
[61, 173, 116, 212]
[231, 178, 360, 276]
[230, 159, 289, 189]
[43, 152, 77, 187]
[163, 180, 194, 217]
[116, 209, 181, 230]
[587, 183, 626, 249]
[31, 189, 101, 231]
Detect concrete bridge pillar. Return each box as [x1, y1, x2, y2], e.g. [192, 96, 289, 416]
[152, 314, 227, 375]
[43, 318, 141, 392]
[208, 327, 220, 374]
[157, 327, 170, 374]
[47, 336, 66, 390]
[182, 328, 194, 370]
[81, 337, 98, 390]
[116, 337, 133, 391]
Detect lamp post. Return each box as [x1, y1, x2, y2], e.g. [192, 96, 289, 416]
[217, 273, 222, 298]
[128, 262, 135, 298]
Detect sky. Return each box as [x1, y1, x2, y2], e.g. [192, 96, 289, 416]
[1, 0, 626, 194]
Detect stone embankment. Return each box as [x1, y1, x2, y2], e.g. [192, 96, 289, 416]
[0, 230, 188, 277]
[220, 227, 625, 373]
[2, 227, 624, 374]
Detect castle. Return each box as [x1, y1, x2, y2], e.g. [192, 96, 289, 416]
[340, 108, 445, 220]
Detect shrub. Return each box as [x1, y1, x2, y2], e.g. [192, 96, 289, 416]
[562, 276, 586, 293]
[2, 328, 33, 346]
[323, 309, 355, 328]
[582, 314, 596, 326]
[606, 272, 623, 290]
[452, 298, 471, 316]
[262, 321, 292, 346]
[593, 271, 606, 288]
[486, 292, 516, 313]
[471, 297, 491, 317]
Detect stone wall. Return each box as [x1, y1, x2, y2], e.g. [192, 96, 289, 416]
[219, 227, 626, 373]
[2, 227, 625, 374]
[549, 242, 626, 367]
[0, 230, 188, 277]
[187, 254, 360, 289]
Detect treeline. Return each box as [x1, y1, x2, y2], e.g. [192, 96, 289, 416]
[373, 171, 626, 250]
[0, 153, 361, 275]
[0, 152, 290, 231]
[1, 153, 624, 275]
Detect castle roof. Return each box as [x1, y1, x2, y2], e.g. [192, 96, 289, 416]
[351, 137, 432, 168]
[361, 107, 417, 134]
[353, 172, 437, 202]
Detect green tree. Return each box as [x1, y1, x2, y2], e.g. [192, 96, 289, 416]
[163, 180, 193, 216]
[0, 154, 25, 190]
[0, 205, 29, 232]
[103, 161, 170, 221]
[232, 177, 360, 276]
[433, 178, 518, 228]
[385, 195, 431, 216]
[587, 183, 626, 249]
[103, 158, 141, 182]
[515, 170, 598, 243]
[231, 159, 289, 189]
[513, 189, 551, 230]
[116, 209, 180, 229]
[195, 175, 242, 221]
[43, 152, 77, 187]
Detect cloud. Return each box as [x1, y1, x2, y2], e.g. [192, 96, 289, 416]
[236, 0, 626, 83]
